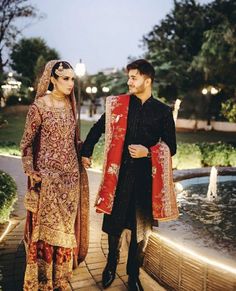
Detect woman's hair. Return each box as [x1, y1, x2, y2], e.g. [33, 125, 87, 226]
[48, 61, 73, 91]
[126, 59, 155, 83]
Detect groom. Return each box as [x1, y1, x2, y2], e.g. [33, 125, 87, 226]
[81, 59, 177, 290]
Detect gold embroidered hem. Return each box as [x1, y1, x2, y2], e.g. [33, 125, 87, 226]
[24, 240, 73, 291]
[32, 225, 77, 248]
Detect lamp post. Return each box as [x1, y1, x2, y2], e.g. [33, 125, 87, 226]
[201, 85, 219, 130]
[86, 86, 97, 117]
[75, 60, 86, 134]
[102, 86, 110, 110]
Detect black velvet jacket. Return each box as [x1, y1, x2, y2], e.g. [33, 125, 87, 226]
[81, 95, 177, 235]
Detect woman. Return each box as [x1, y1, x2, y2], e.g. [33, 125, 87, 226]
[20, 60, 89, 290]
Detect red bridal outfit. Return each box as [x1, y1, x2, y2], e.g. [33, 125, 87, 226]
[20, 60, 89, 290]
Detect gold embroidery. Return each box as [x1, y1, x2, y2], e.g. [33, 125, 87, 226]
[107, 163, 120, 176]
[21, 99, 80, 248]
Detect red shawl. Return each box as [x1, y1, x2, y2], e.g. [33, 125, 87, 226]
[95, 94, 179, 221]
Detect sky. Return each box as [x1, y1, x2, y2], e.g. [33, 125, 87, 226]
[18, 0, 213, 74]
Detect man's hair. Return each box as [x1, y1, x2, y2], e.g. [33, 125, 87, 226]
[126, 59, 155, 83]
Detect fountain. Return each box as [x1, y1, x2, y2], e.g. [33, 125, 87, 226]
[207, 166, 218, 201]
[143, 167, 236, 291]
[173, 98, 182, 123]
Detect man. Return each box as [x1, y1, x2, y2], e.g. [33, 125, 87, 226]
[81, 59, 177, 291]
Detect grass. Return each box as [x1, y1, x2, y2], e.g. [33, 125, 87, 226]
[0, 108, 236, 168]
[0, 112, 26, 146]
[0, 111, 93, 146]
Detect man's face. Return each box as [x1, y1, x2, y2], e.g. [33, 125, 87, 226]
[127, 69, 149, 95]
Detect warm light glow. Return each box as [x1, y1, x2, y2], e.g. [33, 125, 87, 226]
[86, 86, 92, 94]
[91, 86, 97, 94]
[8, 72, 13, 77]
[86, 86, 97, 94]
[75, 61, 86, 77]
[211, 87, 219, 95]
[202, 88, 208, 95]
[28, 87, 34, 92]
[0, 221, 13, 242]
[153, 232, 236, 275]
[102, 86, 110, 93]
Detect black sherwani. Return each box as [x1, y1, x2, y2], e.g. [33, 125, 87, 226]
[81, 95, 176, 239]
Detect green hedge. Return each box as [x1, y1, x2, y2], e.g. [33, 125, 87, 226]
[0, 139, 236, 170]
[173, 142, 236, 169]
[91, 140, 236, 170]
[199, 142, 232, 167]
[0, 170, 17, 223]
[0, 141, 20, 156]
[173, 143, 202, 169]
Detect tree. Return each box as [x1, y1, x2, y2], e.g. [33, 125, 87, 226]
[0, 0, 38, 75]
[142, 0, 236, 119]
[143, 0, 206, 101]
[10, 37, 60, 86]
[191, 0, 236, 96]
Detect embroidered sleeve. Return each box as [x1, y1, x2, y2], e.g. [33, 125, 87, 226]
[20, 103, 42, 174]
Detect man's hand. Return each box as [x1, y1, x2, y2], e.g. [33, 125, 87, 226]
[82, 157, 92, 169]
[128, 144, 149, 158]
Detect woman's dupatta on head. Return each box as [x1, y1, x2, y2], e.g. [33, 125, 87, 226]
[24, 60, 89, 266]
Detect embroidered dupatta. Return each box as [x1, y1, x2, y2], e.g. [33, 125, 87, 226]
[95, 94, 179, 221]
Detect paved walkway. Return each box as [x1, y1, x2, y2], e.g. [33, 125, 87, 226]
[0, 155, 165, 291]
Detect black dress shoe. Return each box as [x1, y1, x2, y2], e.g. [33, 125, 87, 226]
[128, 276, 144, 291]
[102, 235, 121, 288]
[102, 262, 116, 288]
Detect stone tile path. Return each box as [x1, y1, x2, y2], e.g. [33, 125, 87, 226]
[0, 155, 165, 291]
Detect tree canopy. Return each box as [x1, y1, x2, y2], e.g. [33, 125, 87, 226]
[143, 0, 236, 102]
[10, 37, 59, 86]
[0, 0, 38, 74]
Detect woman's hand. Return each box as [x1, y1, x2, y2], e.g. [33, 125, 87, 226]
[82, 157, 92, 169]
[26, 171, 41, 182]
[128, 144, 149, 158]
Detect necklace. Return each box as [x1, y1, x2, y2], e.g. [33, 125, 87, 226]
[51, 91, 66, 101]
[49, 93, 70, 110]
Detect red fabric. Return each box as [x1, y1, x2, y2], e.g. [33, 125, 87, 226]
[150, 143, 179, 221]
[96, 94, 130, 214]
[95, 95, 179, 222]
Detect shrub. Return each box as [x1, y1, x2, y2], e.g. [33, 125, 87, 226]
[228, 146, 236, 167]
[199, 142, 232, 167]
[0, 170, 17, 223]
[172, 143, 202, 169]
[221, 99, 236, 123]
[6, 95, 19, 106]
[5, 95, 31, 106]
[0, 141, 20, 156]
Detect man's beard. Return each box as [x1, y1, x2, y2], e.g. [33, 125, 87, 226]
[129, 84, 145, 94]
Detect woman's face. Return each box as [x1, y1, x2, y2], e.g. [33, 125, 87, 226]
[54, 69, 75, 95]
